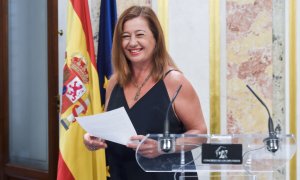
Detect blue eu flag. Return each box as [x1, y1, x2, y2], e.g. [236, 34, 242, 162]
[97, 0, 117, 106]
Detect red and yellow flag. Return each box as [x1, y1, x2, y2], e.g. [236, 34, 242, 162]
[57, 0, 106, 179]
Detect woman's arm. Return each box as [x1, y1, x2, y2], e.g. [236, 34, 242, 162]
[127, 70, 207, 157]
[164, 70, 207, 135]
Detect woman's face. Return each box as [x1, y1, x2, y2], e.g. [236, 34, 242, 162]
[121, 17, 156, 65]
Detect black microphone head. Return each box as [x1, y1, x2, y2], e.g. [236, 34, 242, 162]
[268, 117, 275, 135]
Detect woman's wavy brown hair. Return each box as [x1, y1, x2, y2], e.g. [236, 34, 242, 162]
[112, 6, 178, 86]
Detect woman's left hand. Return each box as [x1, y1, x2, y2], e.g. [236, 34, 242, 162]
[127, 135, 161, 159]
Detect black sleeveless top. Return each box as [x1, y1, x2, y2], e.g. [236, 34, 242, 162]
[106, 73, 185, 180]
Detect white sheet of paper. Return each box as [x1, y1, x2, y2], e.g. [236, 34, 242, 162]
[76, 107, 137, 145]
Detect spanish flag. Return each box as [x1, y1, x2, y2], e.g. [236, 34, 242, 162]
[57, 0, 106, 179]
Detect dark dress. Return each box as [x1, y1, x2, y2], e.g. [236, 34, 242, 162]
[106, 75, 185, 180]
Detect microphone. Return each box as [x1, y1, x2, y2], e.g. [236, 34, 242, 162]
[159, 84, 183, 153]
[246, 85, 279, 153]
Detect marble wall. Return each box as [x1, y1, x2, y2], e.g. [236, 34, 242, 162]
[226, 0, 273, 134]
[226, 0, 286, 179]
[272, 0, 285, 134]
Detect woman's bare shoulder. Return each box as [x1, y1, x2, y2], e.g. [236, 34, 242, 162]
[164, 70, 189, 90]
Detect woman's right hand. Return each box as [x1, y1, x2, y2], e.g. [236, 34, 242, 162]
[83, 133, 107, 151]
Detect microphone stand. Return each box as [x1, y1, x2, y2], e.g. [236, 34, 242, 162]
[159, 84, 182, 153]
[246, 85, 279, 153]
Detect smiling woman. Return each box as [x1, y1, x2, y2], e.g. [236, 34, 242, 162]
[61, 0, 300, 179]
[112, 6, 176, 88]
[83, 5, 207, 180]
[121, 17, 156, 67]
